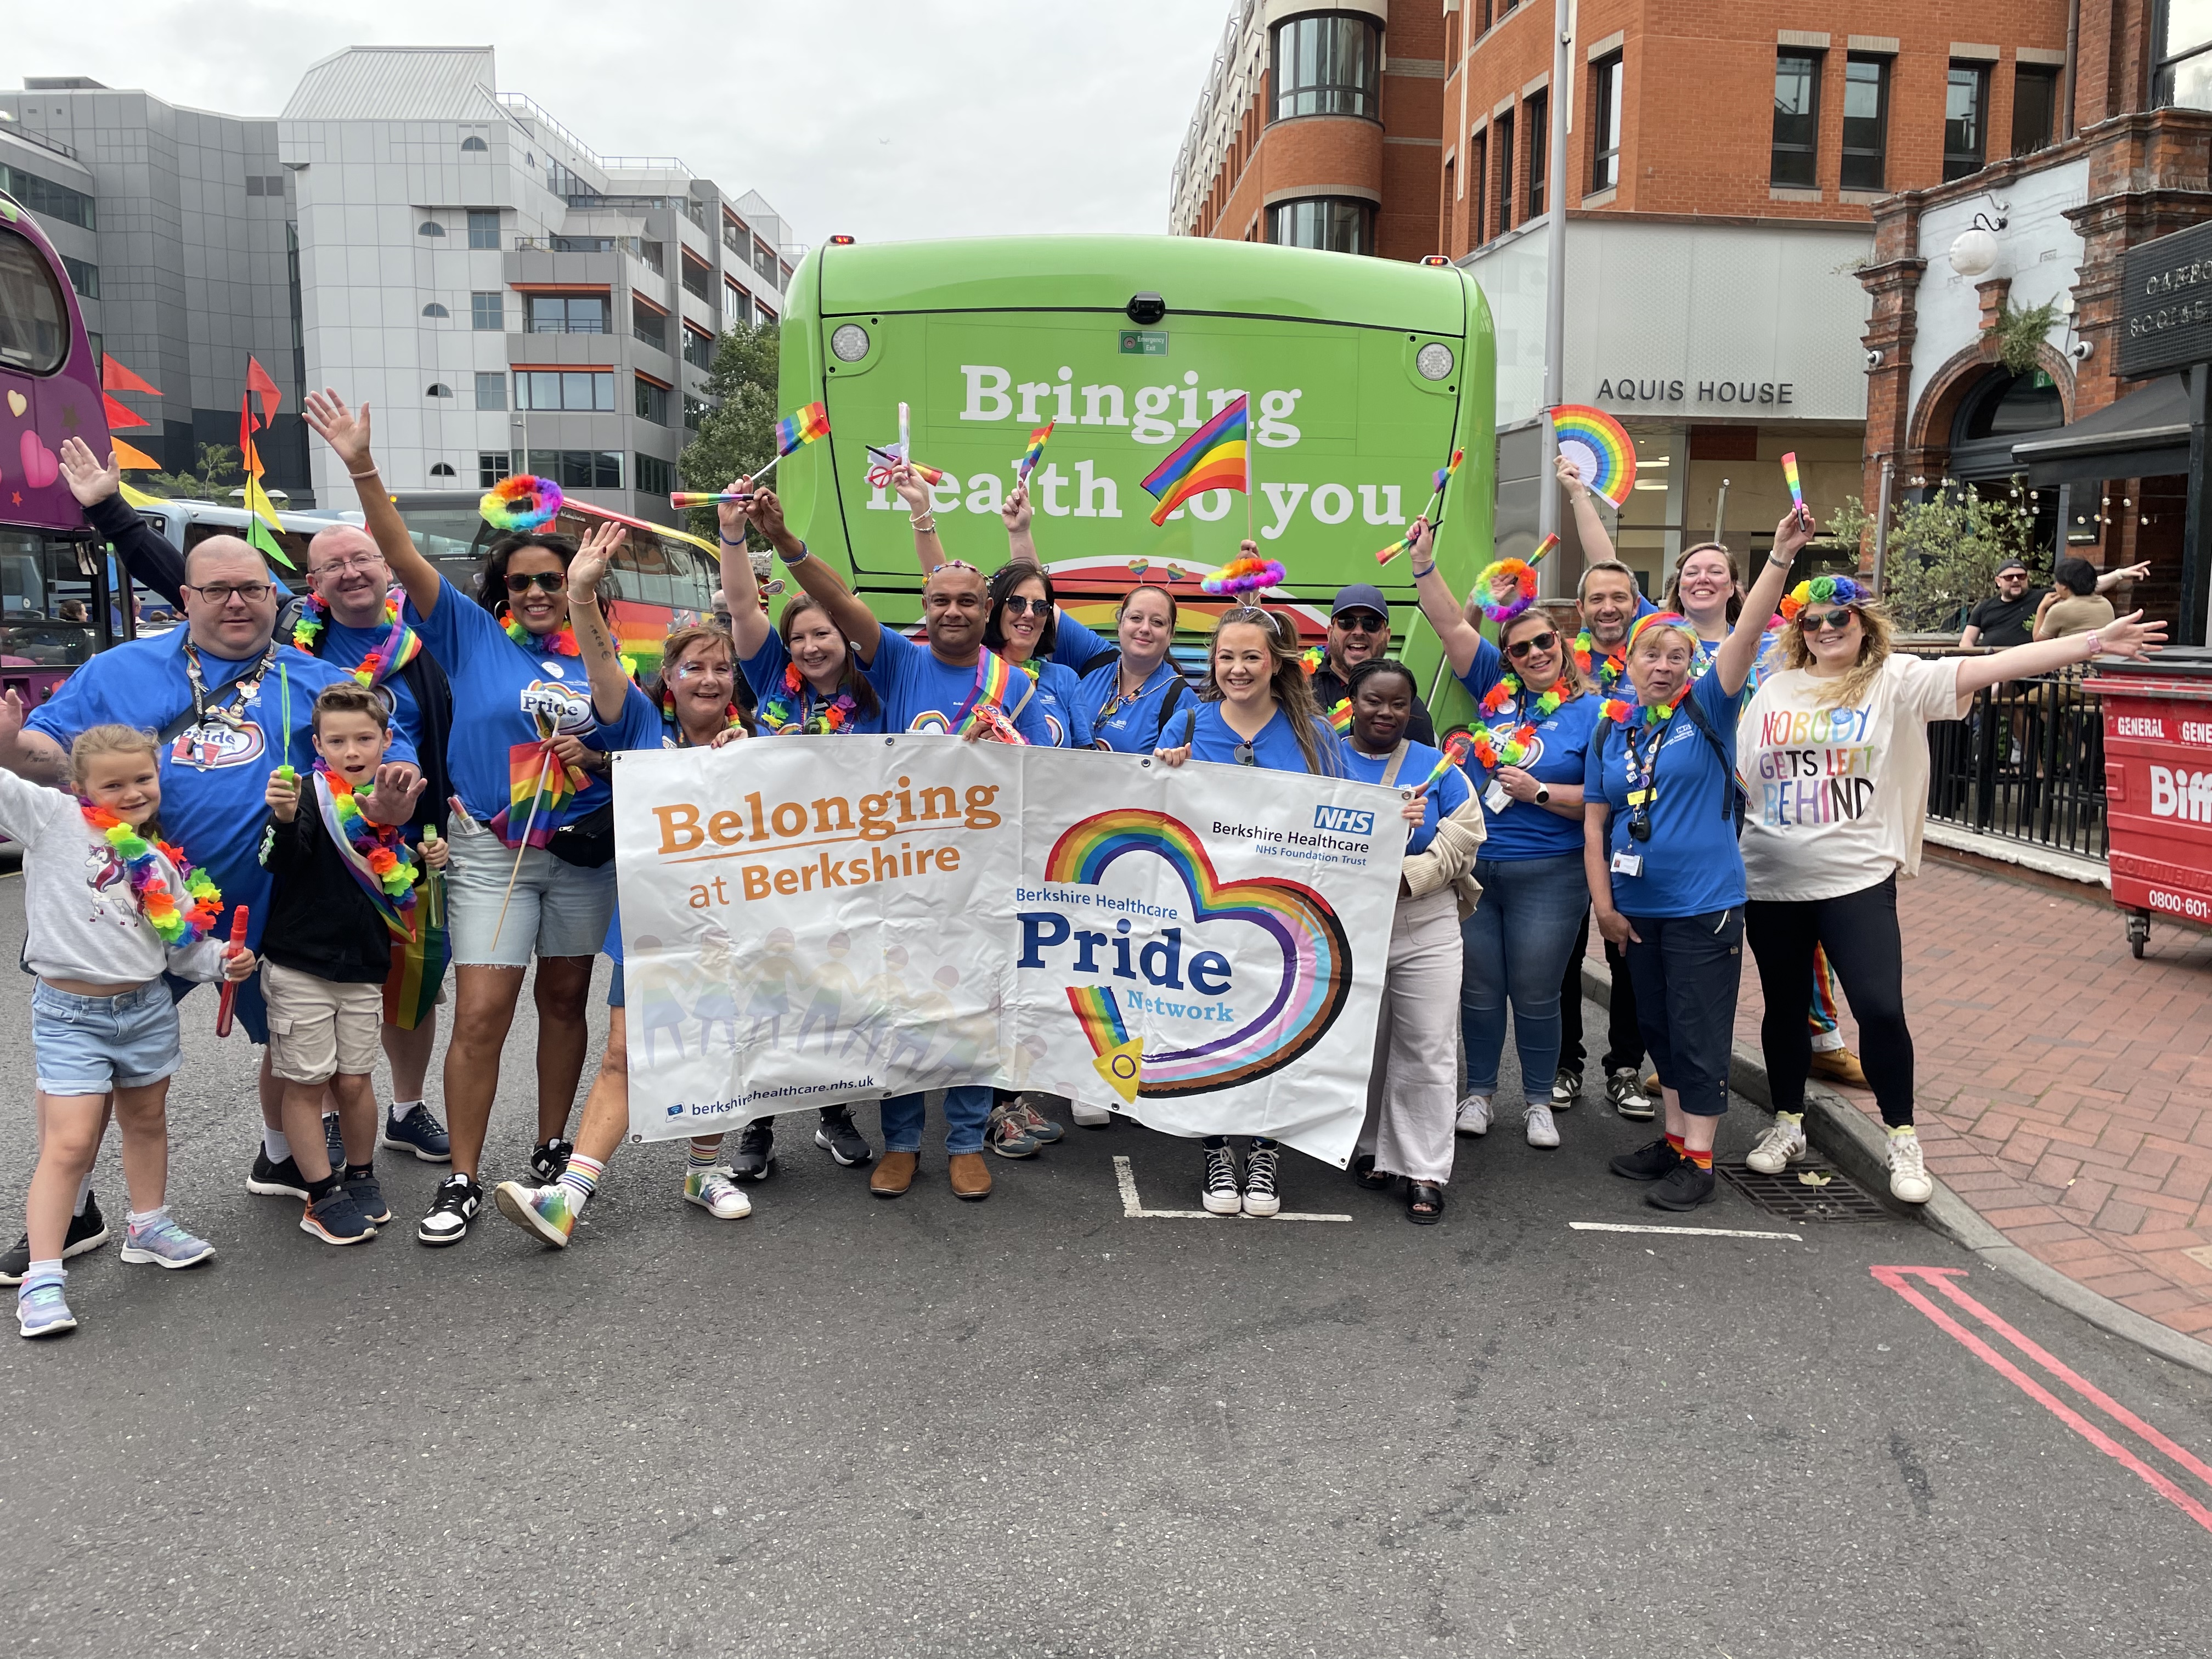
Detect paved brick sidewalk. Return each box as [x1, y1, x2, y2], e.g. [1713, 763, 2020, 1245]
[1633, 857, 2212, 1340]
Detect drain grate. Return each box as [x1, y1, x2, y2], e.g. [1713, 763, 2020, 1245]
[1717, 1161, 1891, 1222]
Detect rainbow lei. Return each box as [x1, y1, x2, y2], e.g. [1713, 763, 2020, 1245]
[505, 619, 579, 656]
[80, 804, 222, 946]
[317, 764, 420, 933]
[1299, 646, 1327, 676]
[294, 591, 423, 689]
[1475, 559, 1539, 623]
[1469, 671, 1565, 770]
[1602, 686, 1689, 727]
[1777, 573, 1870, 624]
[1479, 672, 1566, 722]
[1325, 697, 1353, 736]
[758, 664, 857, 736]
[1572, 629, 1627, 692]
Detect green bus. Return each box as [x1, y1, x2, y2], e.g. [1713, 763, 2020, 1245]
[772, 234, 1494, 723]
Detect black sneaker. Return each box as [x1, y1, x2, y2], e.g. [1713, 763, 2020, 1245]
[343, 1168, 392, 1226]
[416, 1174, 484, 1248]
[731, 1120, 776, 1182]
[248, 1148, 311, 1199]
[1609, 1138, 1681, 1182]
[1551, 1068, 1583, 1108]
[323, 1113, 346, 1171]
[1646, 1161, 1718, 1211]
[0, 1193, 110, 1285]
[528, 1138, 574, 1185]
[814, 1105, 873, 1167]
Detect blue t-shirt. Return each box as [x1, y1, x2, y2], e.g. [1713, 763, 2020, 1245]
[1465, 691, 1601, 861]
[1051, 612, 1115, 674]
[404, 576, 658, 824]
[27, 631, 415, 951]
[1583, 667, 1746, 918]
[1022, 658, 1088, 748]
[1075, 656, 1189, 754]
[862, 629, 1054, 745]
[738, 631, 888, 736]
[1340, 740, 1472, 855]
[315, 616, 425, 755]
[1183, 701, 1344, 776]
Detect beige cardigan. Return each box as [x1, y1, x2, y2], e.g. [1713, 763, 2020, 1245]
[1367, 740, 1486, 918]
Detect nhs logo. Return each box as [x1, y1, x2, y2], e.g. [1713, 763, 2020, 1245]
[1314, 805, 1375, 834]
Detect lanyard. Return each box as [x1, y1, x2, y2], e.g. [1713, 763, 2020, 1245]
[1622, 707, 1679, 837]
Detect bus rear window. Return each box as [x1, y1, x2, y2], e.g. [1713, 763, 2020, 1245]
[0, 229, 68, 373]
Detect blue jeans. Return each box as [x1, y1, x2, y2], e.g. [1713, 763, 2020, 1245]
[1459, 850, 1589, 1108]
[880, 1086, 991, 1156]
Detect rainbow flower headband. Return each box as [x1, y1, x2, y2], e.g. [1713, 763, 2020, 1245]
[1200, 555, 1285, 597]
[1777, 574, 1870, 624]
[481, 474, 564, 532]
[1474, 559, 1538, 623]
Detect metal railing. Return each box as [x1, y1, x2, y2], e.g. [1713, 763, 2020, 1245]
[1909, 646, 2107, 860]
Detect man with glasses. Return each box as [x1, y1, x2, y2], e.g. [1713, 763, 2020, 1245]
[1307, 584, 1437, 746]
[1960, 555, 2146, 648]
[0, 520, 420, 1209]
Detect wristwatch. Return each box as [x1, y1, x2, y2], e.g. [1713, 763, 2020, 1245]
[1534, 785, 1551, 805]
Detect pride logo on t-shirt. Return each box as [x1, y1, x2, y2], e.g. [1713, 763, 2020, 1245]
[519, 678, 597, 736]
[169, 719, 266, 771]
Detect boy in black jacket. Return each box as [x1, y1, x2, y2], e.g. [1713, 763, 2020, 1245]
[260, 684, 443, 1244]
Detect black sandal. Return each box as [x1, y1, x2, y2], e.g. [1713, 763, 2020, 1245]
[1351, 1153, 1392, 1190]
[1406, 1182, 1444, 1224]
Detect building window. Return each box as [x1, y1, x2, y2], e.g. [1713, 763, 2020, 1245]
[0, 163, 95, 230]
[1271, 12, 1381, 121]
[636, 239, 664, 275]
[417, 220, 445, 237]
[681, 254, 712, 302]
[516, 370, 615, 411]
[682, 325, 715, 369]
[1590, 54, 1624, 193]
[684, 396, 707, 432]
[1944, 63, 1989, 182]
[461, 136, 489, 153]
[478, 452, 512, 488]
[1470, 131, 1488, 243]
[1841, 55, 1890, 190]
[429, 462, 456, 478]
[474, 371, 506, 411]
[2159, 4, 2212, 108]
[635, 375, 671, 426]
[525, 449, 623, 489]
[61, 256, 98, 300]
[1525, 91, 1548, 218]
[467, 210, 499, 250]
[1266, 196, 1373, 254]
[427, 382, 454, 398]
[422, 301, 449, 318]
[1772, 50, 1821, 188]
[526, 294, 607, 334]
[725, 282, 753, 327]
[636, 453, 676, 496]
[472, 291, 504, 331]
[2012, 64, 2060, 155]
[633, 297, 665, 351]
[1496, 112, 1516, 232]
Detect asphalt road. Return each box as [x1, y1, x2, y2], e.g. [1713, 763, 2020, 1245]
[0, 874, 2207, 1658]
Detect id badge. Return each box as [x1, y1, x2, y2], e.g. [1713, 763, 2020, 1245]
[1610, 849, 1644, 877]
[1483, 779, 1511, 813]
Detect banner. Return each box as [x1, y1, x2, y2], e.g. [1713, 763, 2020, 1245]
[613, 736, 1409, 1165]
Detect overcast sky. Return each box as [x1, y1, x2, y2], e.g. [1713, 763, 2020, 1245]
[1, 0, 1227, 246]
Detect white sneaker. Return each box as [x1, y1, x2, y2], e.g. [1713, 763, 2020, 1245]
[1887, 1130, 1933, 1204]
[1550, 1069, 1581, 1108]
[683, 1164, 753, 1220]
[1070, 1099, 1113, 1127]
[1523, 1103, 1560, 1149]
[1454, 1094, 1492, 1136]
[1747, 1118, 1807, 1175]
[1201, 1146, 1242, 1215]
[1242, 1146, 1282, 1218]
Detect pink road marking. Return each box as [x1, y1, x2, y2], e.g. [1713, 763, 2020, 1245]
[1872, 1266, 2212, 1536]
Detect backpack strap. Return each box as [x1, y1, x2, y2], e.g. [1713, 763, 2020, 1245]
[1378, 741, 1413, 789]
[1675, 686, 1747, 833]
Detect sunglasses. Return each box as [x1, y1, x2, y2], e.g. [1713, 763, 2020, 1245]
[1505, 629, 1559, 659]
[999, 595, 1051, 618]
[505, 571, 565, 595]
[1800, 608, 1858, 633]
[1234, 741, 1257, 766]
[1335, 611, 1386, 633]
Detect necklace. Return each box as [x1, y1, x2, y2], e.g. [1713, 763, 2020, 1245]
[1099, 659, 1168, 719]
[315, 764, 421, 927]
[1573, 630, 1627, 692]
[1602, 686, 1689, 726]
[1299, 645, 1327, 676]
[80, 804, 222, 945]
[758, 664, 857, 735]
[295, 590, 422, 688]
[1479, 671, 1566, 722]
[505, 618, 579, 656]
[180, 639, 279, 749]
[1472, 671, 1565, 770]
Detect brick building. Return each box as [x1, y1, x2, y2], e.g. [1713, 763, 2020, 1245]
[1859, 2, 2212, 638]
[1169, 2, 1445, 262]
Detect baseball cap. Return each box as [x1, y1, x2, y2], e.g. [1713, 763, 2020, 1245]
[1331, 583, 1390, 621]
[1996, 557, 2030, 574]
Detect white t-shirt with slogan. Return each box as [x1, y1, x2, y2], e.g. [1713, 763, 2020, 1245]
[1738, 653, 1970, 902]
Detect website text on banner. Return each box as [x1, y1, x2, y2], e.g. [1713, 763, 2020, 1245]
[613, 737, 1404, 1164]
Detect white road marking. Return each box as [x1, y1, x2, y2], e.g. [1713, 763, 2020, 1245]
[1570, 1221, 1803, 1242]
[1115, 1155, 1352, 1222]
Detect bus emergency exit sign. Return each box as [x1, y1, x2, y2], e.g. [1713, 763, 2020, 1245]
[1119, 330, 1169, 355]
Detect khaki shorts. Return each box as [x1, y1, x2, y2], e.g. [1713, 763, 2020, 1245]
[264, 961, 385, 1084]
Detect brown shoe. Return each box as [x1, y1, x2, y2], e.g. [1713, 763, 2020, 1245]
[1810, 1048, 1869, 1088]
[948, 1150, 992, 1201]
[871, 1150, 918, 1198]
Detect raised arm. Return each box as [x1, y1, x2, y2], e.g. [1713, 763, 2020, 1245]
[1956, 609, 2166, 698]
[0, 689, 70, 788]
[751, 490, 883, 663]
[1000, 480, 1038, 566]
[59, 438, 185, 607]
[890, 462, 949, 578]
[1556, 453, 1617, 566]
[562, 523, 637, 724]
[1716, 506, 1812, 697]
[2097, 560, 2151, 595]
[716, 478, 772, 661]
[302, 391, 441, 616]
[1406, 518, 1488, 679]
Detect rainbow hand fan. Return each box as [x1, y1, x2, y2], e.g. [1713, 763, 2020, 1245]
[1549, 405, 1637, 507]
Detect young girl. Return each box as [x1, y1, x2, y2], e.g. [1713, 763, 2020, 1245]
[1, 716, 256, 1336]
[1156, 583, 1346, 1216]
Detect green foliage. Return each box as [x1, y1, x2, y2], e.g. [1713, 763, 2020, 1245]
[139, 471, 215, 500]
[195, 443, 241, 488]
[1993, 298, 2061, 376]
[1827, 487, 2044, 632]
[677, 321, 781, 543]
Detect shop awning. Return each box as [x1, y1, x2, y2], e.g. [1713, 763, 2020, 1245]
[2013, 374, 2191, 486]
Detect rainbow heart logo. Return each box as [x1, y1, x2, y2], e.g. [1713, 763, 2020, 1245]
[1044, 809, 1351, 1098]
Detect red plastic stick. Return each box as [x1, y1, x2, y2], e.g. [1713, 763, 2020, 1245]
[215, 905, 250, 1037]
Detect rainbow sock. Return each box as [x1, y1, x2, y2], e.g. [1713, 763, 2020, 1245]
[1665, 1131, 1686, 1159]
[1685, 1143, 1714, 1169]
[557, 1154, 605, 1204]
[687, 1139, 720, 1171]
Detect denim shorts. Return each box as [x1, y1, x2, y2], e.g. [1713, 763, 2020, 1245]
[33, 979, 184, 1094]
[444, 816, 617, 969]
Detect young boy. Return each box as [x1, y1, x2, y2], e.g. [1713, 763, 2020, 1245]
[261, 684, 443, 1244]
[0, 714, 257, 1338]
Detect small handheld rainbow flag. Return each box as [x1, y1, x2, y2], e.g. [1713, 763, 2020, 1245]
[1140, 394, 1249, 527]
[1326, 697, 1353, 736]
[383, 858, 450, 1032]
[775, 402, 831, 456]
[487, 736, 586, 850]
[1374, 445, 1468, 564]
[1781, 452, 1805, 513]
[1016, 419, 1054, 487]
[669, 490, 752, 509]
[1529, 533, 1560, 565]
[1433, 449, 1465, 493]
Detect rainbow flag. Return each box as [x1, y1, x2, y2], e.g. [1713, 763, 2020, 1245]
[956, 651, 1026, 740]
[1433, 449, 1465, 493]
[486, 735, 586, 849]
[1017, 419, 1054, 484]
[1326, 697, 1353, 735]
[1781, 452, 1805, 511]
[774, 402, 831, 456]
[1423, 731, 1475, 791]
[383, 868, 450, 1031]
[1139, 394, 1248, 526]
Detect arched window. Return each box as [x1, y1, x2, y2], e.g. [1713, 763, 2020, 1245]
[418, 221, 446, 237]
[422, 302, 449, 318]
[460, 136, 488, 153]
[429, 461, 458, 477]
[1953, 368, 2064, 444]
[426, 382, 454, 398]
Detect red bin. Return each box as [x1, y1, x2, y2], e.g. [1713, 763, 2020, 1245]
[2086, 647, 2212, 957]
